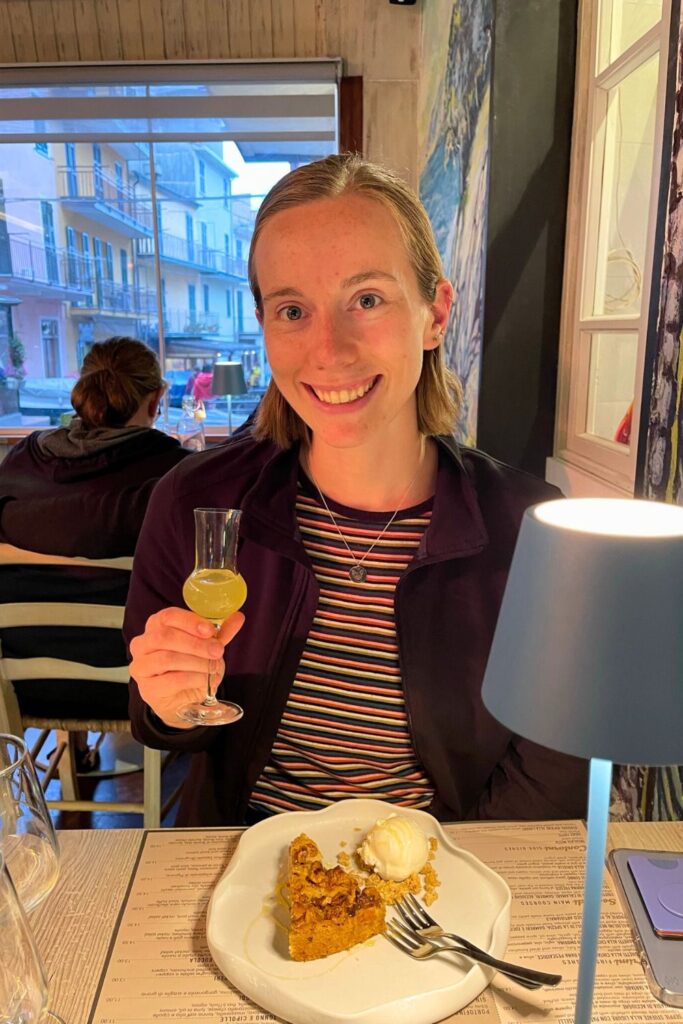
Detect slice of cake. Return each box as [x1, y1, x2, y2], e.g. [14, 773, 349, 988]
[287, 833, 385, 961]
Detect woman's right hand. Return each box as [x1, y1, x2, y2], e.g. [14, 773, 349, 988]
[129, 607, 245, 729]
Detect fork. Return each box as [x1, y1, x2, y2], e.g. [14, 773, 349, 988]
[385, 920, 546, 988]
[391, 892, 562, 989]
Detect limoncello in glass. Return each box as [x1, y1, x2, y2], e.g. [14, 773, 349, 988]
[177, 508, 247, 726]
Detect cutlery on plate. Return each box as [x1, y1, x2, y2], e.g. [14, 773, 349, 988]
[387, 893, 562, 989]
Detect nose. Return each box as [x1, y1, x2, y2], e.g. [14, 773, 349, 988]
[313, 312, 357, 369]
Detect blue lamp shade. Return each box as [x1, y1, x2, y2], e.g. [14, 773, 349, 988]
[481, 498, 683, 766]
[212, 361, 247, 397]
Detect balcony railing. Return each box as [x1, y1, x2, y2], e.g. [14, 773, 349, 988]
[58, 166, 153, 233]
[0, 233, 90, 294]
[136, 233, 247, 279]
[72, 279, 157, 316]
[163, 308, 220, 334]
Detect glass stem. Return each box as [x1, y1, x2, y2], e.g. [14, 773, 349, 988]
[203, 624, 220, 706]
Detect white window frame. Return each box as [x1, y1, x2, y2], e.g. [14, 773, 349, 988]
[549, 0, 672, 496]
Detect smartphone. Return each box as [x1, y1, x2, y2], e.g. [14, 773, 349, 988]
[609, 848, 683, 1007]
[627, 852, 683, 937]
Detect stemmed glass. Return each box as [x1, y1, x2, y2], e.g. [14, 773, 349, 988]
[0, 734, 59, 913]
[0, 854, 49, 1023]
[177, 508, 247, 726]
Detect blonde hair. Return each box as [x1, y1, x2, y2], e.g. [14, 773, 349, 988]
[249, 153, 461, 447]
[71, 336, 163, 429]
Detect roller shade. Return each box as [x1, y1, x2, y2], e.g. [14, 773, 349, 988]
[0, 61, 340, 155]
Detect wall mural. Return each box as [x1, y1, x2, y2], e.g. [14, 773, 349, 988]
[611, 10, 683, 823]
[418, 0, 493, 445]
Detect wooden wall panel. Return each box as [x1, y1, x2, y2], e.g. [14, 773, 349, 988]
[137, 0, 164, 58]
[365, 80, 418, 185]
[0, 0, 421, 186]
[95, 0, 124, 60]
[7, 2, 38, 62]
[116, 0, 146, 60]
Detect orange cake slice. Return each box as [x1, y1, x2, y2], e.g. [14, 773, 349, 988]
[287, 833, 385, 961]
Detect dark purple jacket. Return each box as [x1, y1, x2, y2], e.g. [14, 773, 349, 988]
[0, 427, 188, 557]
[124, 434, 589, 826]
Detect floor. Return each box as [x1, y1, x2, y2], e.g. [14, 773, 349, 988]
[26, 728, 188, 829]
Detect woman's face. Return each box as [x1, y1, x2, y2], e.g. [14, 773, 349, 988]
[254, 193, 451, 453]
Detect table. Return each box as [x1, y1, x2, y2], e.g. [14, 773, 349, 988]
[30, 820, 683, 1024]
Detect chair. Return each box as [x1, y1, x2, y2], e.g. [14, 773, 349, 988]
[0, 542, 177, 827]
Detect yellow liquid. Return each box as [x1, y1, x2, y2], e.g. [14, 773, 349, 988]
[182, 568, 247, 625]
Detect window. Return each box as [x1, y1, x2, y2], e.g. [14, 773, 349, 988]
[41, 318, 60, 377]
[66, 226, 79, 287]
[120, 248, 128, 288]
[0, 61, 338, 428]
[551, 0, 671, 495]
[65, 142, 77, 196]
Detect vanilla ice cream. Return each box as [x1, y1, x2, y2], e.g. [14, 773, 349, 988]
[358, 814, 430, 882]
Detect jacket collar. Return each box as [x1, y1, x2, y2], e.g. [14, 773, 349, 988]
[239, 435, 488, 562]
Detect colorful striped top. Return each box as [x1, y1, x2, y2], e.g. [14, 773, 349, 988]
[249, 478, 435, 815]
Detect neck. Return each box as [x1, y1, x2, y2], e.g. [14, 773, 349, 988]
[303, 435, 437, 512]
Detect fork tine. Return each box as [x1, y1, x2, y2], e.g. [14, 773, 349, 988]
[394, 896, 422, 930]
[386, 919, 422, 947]
[385, 921, 421, 952]
[404, 892, 437, 928]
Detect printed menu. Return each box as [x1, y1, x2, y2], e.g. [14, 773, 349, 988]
[88, 822, 683, 1023]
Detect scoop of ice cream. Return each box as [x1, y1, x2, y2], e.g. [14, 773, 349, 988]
[358, 814, 430, 882]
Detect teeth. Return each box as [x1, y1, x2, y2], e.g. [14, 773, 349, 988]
[313, 379, 375, 405]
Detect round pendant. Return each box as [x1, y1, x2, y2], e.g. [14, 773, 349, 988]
[349, 564, 367, 583]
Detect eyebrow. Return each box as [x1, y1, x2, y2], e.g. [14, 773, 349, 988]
[261, 270, 398, 304]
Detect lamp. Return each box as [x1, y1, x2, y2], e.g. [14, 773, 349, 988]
[211, 361, 247, 436]
[481, 498, 683, 1023]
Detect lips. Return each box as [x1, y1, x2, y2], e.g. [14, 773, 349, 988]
[306, 376, 379, 406]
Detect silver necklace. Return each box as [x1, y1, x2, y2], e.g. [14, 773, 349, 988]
[307, 464, 422, 583]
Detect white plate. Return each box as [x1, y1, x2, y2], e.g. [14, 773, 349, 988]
[207, 799, 511, 1024]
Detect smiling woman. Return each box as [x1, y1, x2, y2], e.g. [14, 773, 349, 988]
[124, 154, 589, 829]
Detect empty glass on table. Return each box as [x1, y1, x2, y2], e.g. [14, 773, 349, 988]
[0, 734, 59, 913]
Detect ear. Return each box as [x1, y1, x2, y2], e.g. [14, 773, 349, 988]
[255, 304, 264, 328]
[423, 278, 454, 351]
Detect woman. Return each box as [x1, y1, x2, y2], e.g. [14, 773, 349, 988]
[125, 155, 588, 826]
[0, 336, 188, 557]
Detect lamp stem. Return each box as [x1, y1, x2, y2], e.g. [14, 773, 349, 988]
[227, 393, 232, 436]
[574, 756, 613, 1024]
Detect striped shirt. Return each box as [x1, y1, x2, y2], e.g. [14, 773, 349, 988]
[249, 478, 435, 815]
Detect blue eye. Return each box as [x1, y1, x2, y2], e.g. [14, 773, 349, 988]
[358, 294, 379, 309]
[284, 306, 303, 321]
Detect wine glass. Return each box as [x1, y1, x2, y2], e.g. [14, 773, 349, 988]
[0, 851, 49, 1022]
[176, 508, 247, 726]
[0, 734, 60, 913]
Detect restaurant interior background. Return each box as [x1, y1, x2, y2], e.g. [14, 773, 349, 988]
[0, 0, 680, 823]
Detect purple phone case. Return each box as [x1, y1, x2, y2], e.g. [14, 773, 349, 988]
[627, 854, 683, 937]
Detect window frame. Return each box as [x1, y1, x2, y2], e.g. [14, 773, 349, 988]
[550, 0, 673, 496]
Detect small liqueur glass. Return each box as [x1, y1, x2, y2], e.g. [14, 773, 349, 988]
[176, 508, 247, 726]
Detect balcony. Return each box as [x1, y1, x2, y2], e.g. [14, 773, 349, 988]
[71, 280, 157, 317]
[136, 233, 248, 280]
[58, 166, 153, 239]
[163, 308, 220, 336]
[0, 234, 92, 300]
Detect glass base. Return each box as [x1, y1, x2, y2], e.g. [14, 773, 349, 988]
[176, 699, 244, 726]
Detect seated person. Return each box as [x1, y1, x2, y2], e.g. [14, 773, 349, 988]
[0, 336, 188, 558]
[125, 155, 589, 827]
[0, 336, 189, 730]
